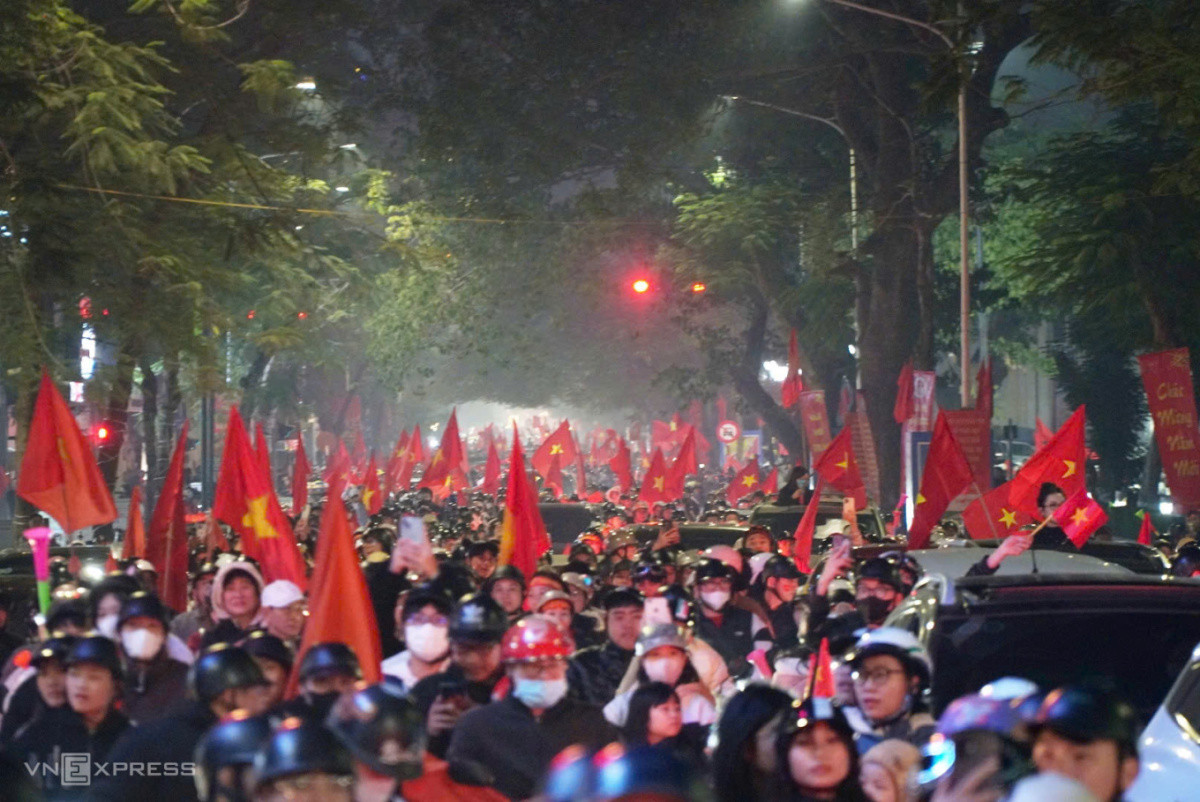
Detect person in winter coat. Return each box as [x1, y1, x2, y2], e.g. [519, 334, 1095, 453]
[0, 633, 75, 746]
[844, 628, 936, 753]
[200, 561, 266, 649]
[603, 623, 716, 732]
[567, 586, 643, 705]
[620, 681, 708, 768]
[117, 591, 190, 724]
[5, 636, 132, 800]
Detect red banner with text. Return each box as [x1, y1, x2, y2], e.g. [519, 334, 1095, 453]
[1138, 348, 1200, 510]
[798, 391, 833, 459]
[943, 408, 992, 495]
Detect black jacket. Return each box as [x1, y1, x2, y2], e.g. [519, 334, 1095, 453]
[198, 618, 253, 650]
[409, 662, 505, 758]
[86, 699, 215, 802]
[447, 694, 617, 800]
[751, 593, 800, 649]
[695, 606, 754, 674]
[366, 559, 409, 657]
[0, 675, 46, 746]
[567, 641, 635, 706]
[123, 655, 190, 725]
[5, 706, 131, 800]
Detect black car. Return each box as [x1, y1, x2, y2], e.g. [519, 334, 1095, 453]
[886, 573, 1200, 724]
[538, 502, 603, 548]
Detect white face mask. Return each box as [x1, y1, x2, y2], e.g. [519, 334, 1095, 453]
[96, 614, 119, 640]
[643, 654, 686, 686]
[121, 627, 165, 661]
[405, 623, 450, 663]
[511, 676, 569, 710]
[699, 589, 730, 611]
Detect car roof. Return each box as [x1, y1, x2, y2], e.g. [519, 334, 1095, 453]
[908, 546, 1130, 585]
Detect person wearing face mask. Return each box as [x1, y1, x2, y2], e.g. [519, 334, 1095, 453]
[711, 684, 795, 802]
[567, 587, 644, 705]
[202, 562, 267, 649]
[117, 591, 190, 724]
[88, 574, 141, 640]
[693, 558, 755, 675]
[603, 623, 715, 733]
[90, 644, 272, 802]
[809, 553, 905, 638]
[844, 628, 935, 754]
[447, 616, 616, 801]
[275, 642, 363, 722]
[751, 556, 806, 649]
[381, 585, 453, 692]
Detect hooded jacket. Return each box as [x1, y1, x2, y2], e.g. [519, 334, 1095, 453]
[200, 561, 265, 648]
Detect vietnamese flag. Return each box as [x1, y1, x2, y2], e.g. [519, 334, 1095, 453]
[361, 453, 383, 515]
[1137, 510, 1155, 546]
[762, 467, 779, 495]
[961, 479, 1036, 540]
[813, 426, 867, 509]
[544, 454, 565, 499]
[976, 358, 994, 420]
[145, 422, 190, 611]
[121, 486, 147, 560]
[291, 435, 311, 517]
[640, 449, 672, 505]
[1009, 406, 1087, 515]
[1034, 418, 1053, 451]
[806, 638, 836, 699]
[793, 477, 825, 573]
[383, 430, 408, 495]
[17, 370, 118, 533]
[1052, 488, 1109, 547]
[350, 430, 368, 478]
[893, 361, 915, 424]
[665, 427, 698, 498]
[213, 407, 307, 589]
[407, 425, 426, 466]
[498, 425, 551, 579]
[726, 459, 761, 506]
[907, 413, 976, 549]
[420, 411, 465, 491]
[532, 420, 578, 482]
[289, 487, 381, 697]
[782, 329, 805, 409]
[480, 438, 502, 496]
[610, 438, 633, 492]
[324, 439, 351, 487]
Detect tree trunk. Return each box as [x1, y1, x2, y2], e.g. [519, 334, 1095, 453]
[730, 298, 806, 459]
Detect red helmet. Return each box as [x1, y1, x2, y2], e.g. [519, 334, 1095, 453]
[501, 616, 573, 663]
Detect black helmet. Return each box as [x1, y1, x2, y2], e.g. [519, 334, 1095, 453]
[632, 561, 668, 586]
[194, 711, 272, 801]
[190, 560, 219, 580]
[32, 634, 79, 668]
[46, 599, 88, 633]
[449, 594, 508, 644]
[1032, 686, 1139, 755]
[760, 555, 803, 581]
[881, 551, 923, 592]
[466, 539, 500, 558]
[600, 586, 644, 612]
[66, 635, 123, 680]
[1172, 543, 1200, 578]
[190, 644, 269, 703]
[856, 557, 903, 593]
[298, 642, 362, 683]
[253, 716, 354, 788]
[118, 590, 169, 629]
[326, 682, 425, 780]
[488, 564, 526, 589]
[693, 557, 737, 584]
[242, 631, 294, 671]
[401, 583, 455, 623]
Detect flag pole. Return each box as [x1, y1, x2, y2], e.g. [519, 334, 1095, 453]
[969, 481, 1001, 541]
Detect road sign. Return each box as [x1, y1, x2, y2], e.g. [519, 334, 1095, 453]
[716, 420, 741, 444]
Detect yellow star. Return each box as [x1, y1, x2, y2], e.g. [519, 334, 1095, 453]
[362, 488, 375, 508]
[1071, 507, 1090, 526]
[430, 450, 444, 465]
[836, 454, 849, 470]
[1061, 459, 1077, 478]
[916, 493, 927, 505]
[549, 444, 563, 455]
[742, 475, 758, 487]
[669, 421, 677, 431]
[240, 495, 279, 540]
[56, 437, 72, 466]
[998, 508, 1017, 527]
[443, 475, 454, 488]
[653, 476, 665, 491]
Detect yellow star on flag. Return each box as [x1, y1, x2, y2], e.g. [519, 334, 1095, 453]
[1061, 459, 1076, 478]
[998, 508, 1017, 527]
[443, 476, 454, 488]
[56, 437, 71, 466]
[836, 454, 849, 470]
[241, 495, 279, 539]
[362, 488, 375, 508]
[916, 493, 926, 505]
[1071, 507, 1091, 527]
[742, 475, 758, 487]
[653, 476, 665, 491]
[549, 444, 563, 455]
[430, 450, 444, 465]
[669, 421, 677, 431]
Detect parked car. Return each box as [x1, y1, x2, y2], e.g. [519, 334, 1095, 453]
[748, 501, 891, 544]
[1127, 638, 1200, 802]
[937, 537, 1170, 576]
[884, 573, 1200, 725]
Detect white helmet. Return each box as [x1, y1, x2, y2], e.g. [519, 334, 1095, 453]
[850, 626, 932, 687]
[747, 552, 773, 585]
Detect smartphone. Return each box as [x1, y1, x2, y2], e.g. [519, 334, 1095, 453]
[438, 679, 468, 701]
[399, 515, 428, 546]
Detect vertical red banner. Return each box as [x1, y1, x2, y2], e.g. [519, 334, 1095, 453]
[799, 391, 833, 457]
[847, 393, 881, 506]
[942, 409, 993, 493]
[1138, 348, 1200, 509]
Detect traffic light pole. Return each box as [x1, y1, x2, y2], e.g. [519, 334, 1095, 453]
[201, 392, 215, 508]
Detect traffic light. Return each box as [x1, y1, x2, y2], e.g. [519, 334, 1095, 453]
[93, 422, 113, 445]
[690, 282, 707, 293]
[631, 278, 651, 294]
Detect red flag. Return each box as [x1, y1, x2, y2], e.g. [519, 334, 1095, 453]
[383, 430, 408, 496]
[121, 486, 147, 560]
[762, 467, 779, 495]
[350, 430, 368, 477]
[291, 435, 311, 517]
[665, 427, 698, 498]
[361, 453, 383, 515]
[1052, 488, 1109, 548]
[420, 411, 465, 490]
[145, 422, 190, 611]
[813, 426, 867, 509]
[17, 370, 118, 533]
[498, 425, 551, 578]
[1034, 418, 1053, 451]
[407, 425, 426, 466]
[726, 459, 761, 506]
[976, 358, 993, 420]
[782, 330, 805, 409]
[610, 438, 633, 492]
[1137, 510, 1155, 546]
[544, 453, 565, 499]
[290, 489, 382, 696]
[793, 477, 825, 573]
[651, 419, 684, 453]
[213, 407, 307, 589]
[324, 439, 351, 487]
[1009, 407, 1087, 515]
[894, 361, 915, 424]
[806, 638, 836, 699]
[961, 479, 1036, 540]
[532, 421, 578, 481]
[640, 449, 672, 504]
[254, 423, 272, 487]
[907, 413, 976, 549]
[481, 439, 502, 496]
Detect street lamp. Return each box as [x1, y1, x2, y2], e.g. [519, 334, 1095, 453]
[819, 0, 972, 408]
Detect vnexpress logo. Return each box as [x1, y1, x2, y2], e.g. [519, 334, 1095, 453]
[24, 755, 196, 785]
[61, 753, 92, 787]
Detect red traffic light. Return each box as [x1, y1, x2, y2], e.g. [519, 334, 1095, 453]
[94, 424, 112, 442]
[631, 279, 650, 294]
[691, 282, 707, 293]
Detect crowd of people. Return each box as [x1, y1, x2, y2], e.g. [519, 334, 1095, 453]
[0, 469, 1190, 802]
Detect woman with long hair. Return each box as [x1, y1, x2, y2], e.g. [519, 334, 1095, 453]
[776, 697, 870, 802]
[711, 684, 794, 802]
